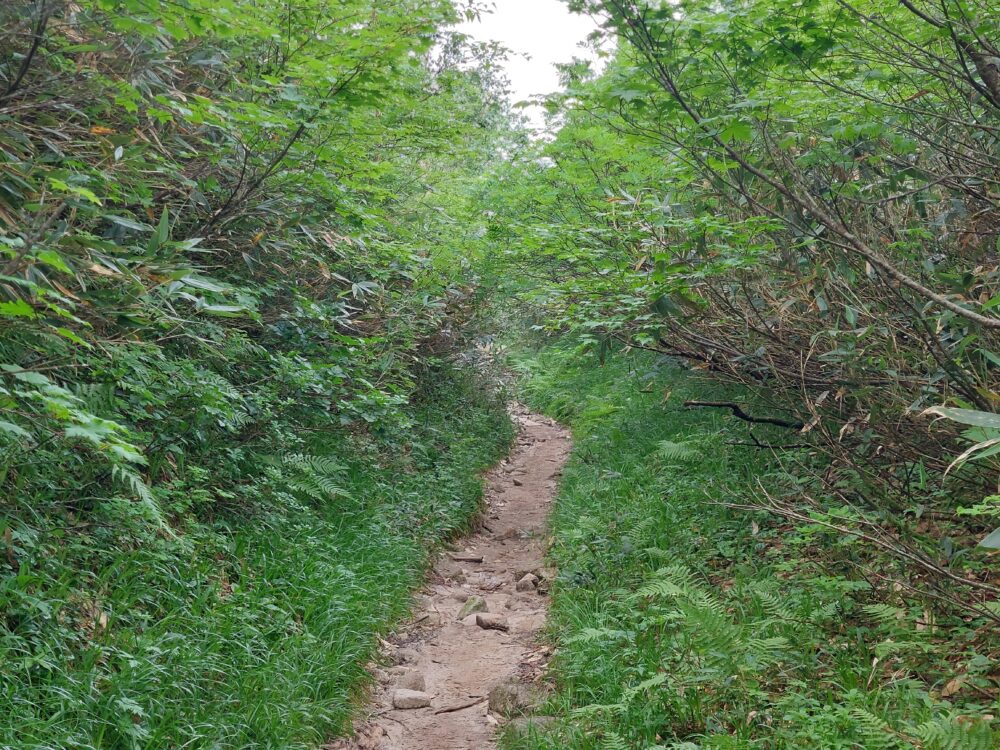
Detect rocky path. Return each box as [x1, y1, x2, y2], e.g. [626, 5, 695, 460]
[329, 406, 570, 750]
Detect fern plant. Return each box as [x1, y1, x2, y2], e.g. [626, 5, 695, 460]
[600, 731, 632, 750]
[653, 440, 701, 463]
[911, 715, 995, 750]
[279, 454, 347, 504]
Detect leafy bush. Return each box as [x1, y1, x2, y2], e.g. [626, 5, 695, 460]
[504, 342, 997, 750]
[0, 1, 519, 746]
[479, 0, 1000, 614]
[1, 367, 513, 748]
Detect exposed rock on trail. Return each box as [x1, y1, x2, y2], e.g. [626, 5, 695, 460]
[327, 406, 570, 749]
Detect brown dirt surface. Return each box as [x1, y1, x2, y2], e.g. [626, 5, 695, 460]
[326, 405, 571, 750]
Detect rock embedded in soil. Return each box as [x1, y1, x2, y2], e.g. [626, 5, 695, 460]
[475, 613, 510, 631]
[457, 595, 488, 619]
[392, 689, 433, 709]
[515, 573, 539, 592]
[512, 478, 523, 486]
[396, 647, 421, 663]
[396, 670, 426, 691]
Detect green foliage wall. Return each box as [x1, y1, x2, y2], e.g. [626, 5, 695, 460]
[0, 1, 519, 746]
[505, 342, 996, 750]
[474, 0, 1000, 627]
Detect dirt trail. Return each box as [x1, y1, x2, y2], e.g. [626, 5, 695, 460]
[329, 405, 570, 750]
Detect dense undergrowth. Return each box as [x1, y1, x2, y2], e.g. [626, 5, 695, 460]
[0, 1, 519, 746]
[478, 0, 1000, 624]
[504, 342, 997, 750]
[2, 367, 513, 749]
[4, 0, 1000, 746]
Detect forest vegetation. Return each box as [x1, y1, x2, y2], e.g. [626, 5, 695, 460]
[1, 0, 998, 748]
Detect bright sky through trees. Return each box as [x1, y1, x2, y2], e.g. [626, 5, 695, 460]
[456, 0, 604, 131]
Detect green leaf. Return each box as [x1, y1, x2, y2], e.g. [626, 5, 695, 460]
[0, 300, 37, 318]
[199, 304, 247, 317]
[979, 527, 1000, 549]
[922, 406, 1000, 429]
[48, 178, 102, 205]
[8, 369, 50, 386]
[54, 327, 92, 348]
[65, 424, 107, 444]
[104, 214, 154, 232]
[721, 121, 753, 143]
[182, 275, 229, 292]
[35, 250, 72, 274]
[0, 420, 31, 440]
[147, 208, 170, 254]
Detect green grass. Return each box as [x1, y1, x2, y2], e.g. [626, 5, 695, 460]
[502, 342, 997, 750]
[1, 369, 514, 750]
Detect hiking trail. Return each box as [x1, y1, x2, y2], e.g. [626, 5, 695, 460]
[329, 405, 571, 749]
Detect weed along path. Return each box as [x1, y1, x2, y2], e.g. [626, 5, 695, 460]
[330, 406, 571, 750]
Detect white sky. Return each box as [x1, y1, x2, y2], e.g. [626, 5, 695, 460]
[455, 0, 606, 132]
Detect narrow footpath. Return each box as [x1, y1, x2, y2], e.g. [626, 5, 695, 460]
[330, 406, 571, 750]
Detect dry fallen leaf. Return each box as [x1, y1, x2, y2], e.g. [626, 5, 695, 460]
[88, 263, 119, 277]
[941, 677, 963, 698]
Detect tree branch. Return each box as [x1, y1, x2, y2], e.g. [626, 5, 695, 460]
[683, 400, 805, 429]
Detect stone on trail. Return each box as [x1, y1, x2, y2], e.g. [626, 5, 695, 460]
[396, 647, 421, 663]
[457, 595, 488, 619]
[392, 689, 433, 709]
[512, 478, 523, 486]
[476, 613, 510, 631]
[515, 573, 539, 592]
[396, 669, 426, 692]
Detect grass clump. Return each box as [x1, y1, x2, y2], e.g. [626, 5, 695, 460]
[1, 368, 513, 750]
[503, 342, 997, 750]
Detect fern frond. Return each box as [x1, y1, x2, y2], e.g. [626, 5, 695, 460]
[744, 636, 790, 667]
[634, 577, 686, 600]
[848, 708, 900, 749]
[282, 453, 345, 475]
[111, 465, 164, 525]
[755, 590, 797, 622]
[863, 603, 905, 625]
[566, 627, 632, 644]
[600, 731, 631, 750]
[570, 702, 627, 718]
[913, 716, 994, 750]
[681, 601, 737, 657]
[622, 672, 669, 702]
[654, 440, 700, 462]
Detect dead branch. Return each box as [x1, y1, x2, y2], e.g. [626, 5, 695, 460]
[683, 401, 805, 429]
